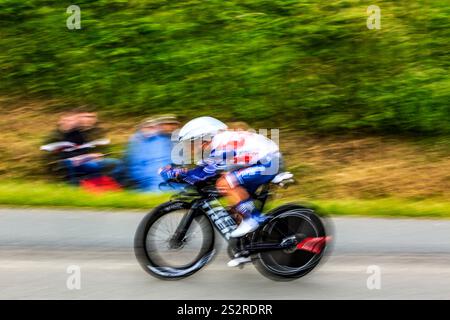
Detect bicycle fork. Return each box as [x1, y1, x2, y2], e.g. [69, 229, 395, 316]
[170, 198, 238, 248]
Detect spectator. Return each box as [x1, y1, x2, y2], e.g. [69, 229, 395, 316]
[43, 109, 122, 184]
[78, 111, 107, 143]
[43, 111, 83, 180]
[125, 115, 179, 192]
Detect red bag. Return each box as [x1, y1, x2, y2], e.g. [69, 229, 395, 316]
[80, 176, 122, 193]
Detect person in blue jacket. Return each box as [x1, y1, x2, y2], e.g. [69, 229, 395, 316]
[125, 115, 180, 192]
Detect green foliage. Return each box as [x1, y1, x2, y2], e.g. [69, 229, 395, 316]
[1, 181, 450, 218]
[0, 180, 171, 208]
[0, 0, 449, 134]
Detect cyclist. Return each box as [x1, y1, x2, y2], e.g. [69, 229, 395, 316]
[160, 117, 281, 265]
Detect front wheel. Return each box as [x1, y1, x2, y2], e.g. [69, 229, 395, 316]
[134, 201, 215, 280]
[253, 205, 328, 281]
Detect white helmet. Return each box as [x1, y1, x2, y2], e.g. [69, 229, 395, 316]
[178, 116, 227, 141]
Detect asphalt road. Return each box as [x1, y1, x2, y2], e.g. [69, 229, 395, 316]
[0, 208, 449, 299]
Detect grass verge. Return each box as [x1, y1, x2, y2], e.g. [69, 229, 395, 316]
[0, 181, 170, 210]
[0, 181, 449, 218]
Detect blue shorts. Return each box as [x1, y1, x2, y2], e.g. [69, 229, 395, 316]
[225, 160, 279, 194]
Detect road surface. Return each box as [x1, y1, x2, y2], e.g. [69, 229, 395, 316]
[0, 208, 449, 299]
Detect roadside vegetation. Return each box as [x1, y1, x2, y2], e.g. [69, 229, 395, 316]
[1, 0, 449, 134]
[1, 100, 449, 217]
[0, 1, 448, 217]
[1, 180, 450, 218]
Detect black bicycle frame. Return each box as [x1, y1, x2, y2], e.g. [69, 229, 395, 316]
[169, 183, 292, 253]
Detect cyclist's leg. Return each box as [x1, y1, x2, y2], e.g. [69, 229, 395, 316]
[218, 164, 277, 266]
[217, 164, 277, 238]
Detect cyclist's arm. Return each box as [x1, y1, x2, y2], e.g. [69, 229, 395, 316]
[182, 162, 224, 184]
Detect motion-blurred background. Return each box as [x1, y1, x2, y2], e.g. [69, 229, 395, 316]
[0, 0, 449, 216]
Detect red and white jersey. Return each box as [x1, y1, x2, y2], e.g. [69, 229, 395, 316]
[207, 130, 279, 168]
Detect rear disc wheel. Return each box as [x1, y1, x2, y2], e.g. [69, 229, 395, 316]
[254, 207, 326, 280]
